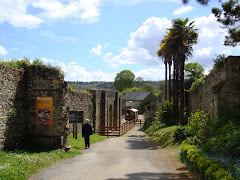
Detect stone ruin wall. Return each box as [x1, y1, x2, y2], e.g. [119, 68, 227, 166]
[90, 90, 121, 133]
[189, 56, 240, 118]
[90, 90, 104, 132]
[0, 65, 27, 149]
[0, 64, 121, 150]
[145, 92, 165, 125]
[65, 90, 93, 133]
[105, 91, 120, 127]
[24, 66, 69, 148]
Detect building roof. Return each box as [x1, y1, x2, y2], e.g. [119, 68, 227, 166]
[122, 92, 153, 101]
[128, 108, 138, 112]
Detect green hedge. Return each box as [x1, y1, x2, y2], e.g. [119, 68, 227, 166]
[180, 141, 234, 180]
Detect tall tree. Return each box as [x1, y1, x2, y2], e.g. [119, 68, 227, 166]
[157, 35, 173, 101]
[183, 0, 240, 46]
[113, 70, 135, 92]
[166, 18, 198, 125]
[182, 0, 211, 5]
[185, 62, 205, 81]
[212, 0, 240, 46]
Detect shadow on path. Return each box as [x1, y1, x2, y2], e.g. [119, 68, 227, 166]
[125, 137, 157, 150]
[107, 172, 193, 180]
[123, 125, 157, 150]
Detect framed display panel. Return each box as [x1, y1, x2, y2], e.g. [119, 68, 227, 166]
[36, 97, 53, 125]
[69, 111, 83, 123]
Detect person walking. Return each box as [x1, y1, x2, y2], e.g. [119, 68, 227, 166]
[82, 119, 93, 149]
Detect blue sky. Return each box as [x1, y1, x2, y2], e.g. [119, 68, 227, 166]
[0, 0, 239, 81]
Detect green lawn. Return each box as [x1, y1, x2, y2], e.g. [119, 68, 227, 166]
[0, 134, 106, 180]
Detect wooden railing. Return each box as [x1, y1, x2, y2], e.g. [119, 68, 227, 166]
[98, 120, 136, 137]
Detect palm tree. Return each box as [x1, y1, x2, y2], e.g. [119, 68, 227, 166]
[157, 36, 173, 101]
[159, 31, 180, 124]
[168, 18, 198, 125]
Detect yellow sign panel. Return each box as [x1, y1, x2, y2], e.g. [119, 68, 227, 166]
[36, 97, 53, 125]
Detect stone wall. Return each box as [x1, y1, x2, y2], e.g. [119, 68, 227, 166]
[90, 90, 121, 133]
[145, 93, 165, 125]
[24, 66, 69, 148]
[0, 65, 27, 150]
[65, 90, 93, 133]
[1, 64, 123, 150]
[189, 56, 240, 117]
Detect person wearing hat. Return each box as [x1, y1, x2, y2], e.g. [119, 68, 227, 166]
[82, 119, 93, 149]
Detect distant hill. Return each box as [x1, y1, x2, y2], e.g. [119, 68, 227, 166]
[67, 81, 165, 91]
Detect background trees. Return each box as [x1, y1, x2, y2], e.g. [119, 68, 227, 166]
[143, 83, 155, 92]
[135, 76, 145, 89]
[113, 70, 135, 92]
[185, 62, 205, 81]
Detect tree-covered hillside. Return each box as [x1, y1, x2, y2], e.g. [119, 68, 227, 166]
[67, 81, 165, 91]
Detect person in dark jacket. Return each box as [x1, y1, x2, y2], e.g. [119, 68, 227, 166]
[82, 119, 93, 149]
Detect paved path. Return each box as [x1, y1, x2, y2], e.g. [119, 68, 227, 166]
[29, 124, 195, 180]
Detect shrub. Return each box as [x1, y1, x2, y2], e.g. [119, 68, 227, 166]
[173, 125, 189, 141]
[145, 118, 165, 135]
[155, 99, 178, 126]
[197, 157, 212, 175]
[0, 57, 31, 69]
[189, 75, 206, 93]
[0, 58, 65, 76]
[215, 168, 234, 180]
[226, 129, 240, 157]
[186, 110, 212, 146]
[205, 163, 222, 180]
[180, 141, 234, 180]
[213, 54, 226, 70]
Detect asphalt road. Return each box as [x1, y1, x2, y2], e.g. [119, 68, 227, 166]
[29, 124, 195, 180]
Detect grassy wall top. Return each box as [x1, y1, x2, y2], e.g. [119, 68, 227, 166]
[0, 58, 65, 76]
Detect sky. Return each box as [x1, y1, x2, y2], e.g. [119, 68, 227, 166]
[0, 0, 239, 82]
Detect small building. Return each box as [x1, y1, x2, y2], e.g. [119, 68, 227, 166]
[122, 92, 156, 114]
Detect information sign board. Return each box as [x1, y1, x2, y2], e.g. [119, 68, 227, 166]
[36, 97, 53, 125]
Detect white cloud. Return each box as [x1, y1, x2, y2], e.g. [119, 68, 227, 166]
[196, 47, 213, 56]
[0, 45, 8, 56]
[41, 57, 56, 64]
[173, 6, 193, 15]
[41, 31, 77, 42]
[104, 0, 180, 5]
[104, 14, 238, 73]
[0, 0, 43, 29]
[0, 0, 101, 28]
[190, 14, 236, 69]
[105, 17, 172, 67]
[57, 61, 116, 81]
[10, 48, 19, 51]
[0, 0, 181, 28]
[90, 45, 103, 56]
[39, 57, 166, 81]
[135, 67, 165, 81]
[32, 0, 101, 24]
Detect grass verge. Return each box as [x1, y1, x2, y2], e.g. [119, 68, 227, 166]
[147, 125, 181, 149]
[146, 125, 200, 179]
[0, 133, 106, 180]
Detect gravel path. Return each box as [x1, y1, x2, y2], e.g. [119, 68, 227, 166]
[29, 124, 196, 180]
